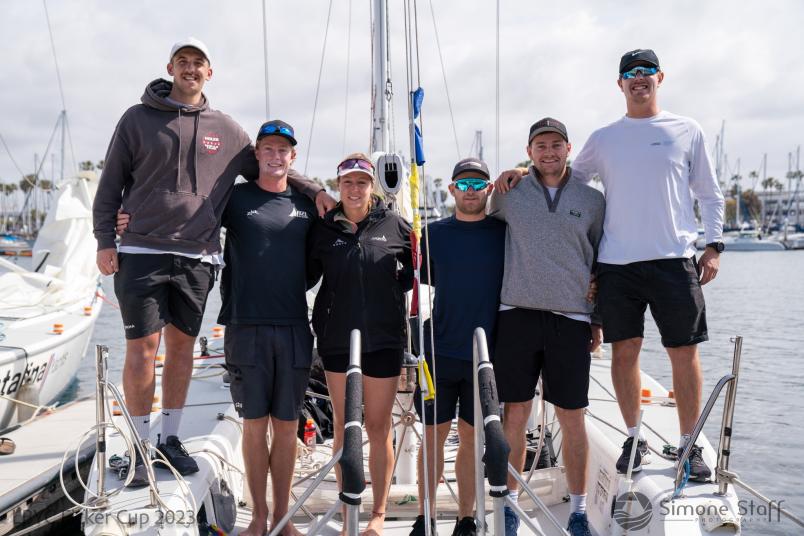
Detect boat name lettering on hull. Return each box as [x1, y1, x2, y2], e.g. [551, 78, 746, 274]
[0, 360, 49, 396]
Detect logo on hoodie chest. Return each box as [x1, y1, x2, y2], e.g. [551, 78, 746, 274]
[202, 132, 221, 154]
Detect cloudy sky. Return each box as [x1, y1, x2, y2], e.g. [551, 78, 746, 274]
[2, 0, 804, 194]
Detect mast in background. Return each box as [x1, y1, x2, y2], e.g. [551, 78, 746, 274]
[371, 0, 391, 154]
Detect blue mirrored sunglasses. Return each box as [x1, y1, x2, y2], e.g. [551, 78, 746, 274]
[621, 66, 659, 79]
[259, 124, 294, 137]
[454, 178, 490, 192]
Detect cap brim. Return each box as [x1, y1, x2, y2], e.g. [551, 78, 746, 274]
[452, 168, 490, 180]
[256, 133, 297, 146]
[620, 60, 659, 73]
[337, 168, 374, 181]
[528, 127, 568, 143]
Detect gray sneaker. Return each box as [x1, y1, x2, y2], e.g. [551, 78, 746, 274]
[123, 453, 149, 488]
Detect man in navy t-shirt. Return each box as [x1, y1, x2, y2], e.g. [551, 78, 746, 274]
[410, 157, 505, 536]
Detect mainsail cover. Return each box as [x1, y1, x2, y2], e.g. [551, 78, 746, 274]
[0, 171, 99, 317]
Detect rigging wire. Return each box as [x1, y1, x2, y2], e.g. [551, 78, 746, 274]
[43, 0, 77, 177]
[304, 0, 334, 177]
[262, 0, 271, 119]
[0, 132, 27, 178]
[341, 0, 353, 156]
[426, 0, 461, 159]
[496, 0, 500, 177]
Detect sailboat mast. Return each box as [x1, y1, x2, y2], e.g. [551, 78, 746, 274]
[371, 0, 390, 154]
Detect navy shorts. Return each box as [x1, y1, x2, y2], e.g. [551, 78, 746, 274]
[224, 324, 314, 421]
[114, 253, 216, 340]
[319, 348, 404, 378]
[414, 355, 475, 426]
[493, 308, 591, 410]
[596, 257, 708, 348]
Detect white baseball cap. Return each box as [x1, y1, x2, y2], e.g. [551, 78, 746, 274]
[169, 37, 211, 64]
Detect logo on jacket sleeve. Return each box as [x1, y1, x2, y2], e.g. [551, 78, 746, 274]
[202, 132, 221, 154]
[370, 235, 387, 242]
[332, 238, 347, 247]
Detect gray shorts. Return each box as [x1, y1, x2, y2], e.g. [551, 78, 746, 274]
[224, 324, 313, 421]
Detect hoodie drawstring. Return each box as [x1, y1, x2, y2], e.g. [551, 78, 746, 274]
[176, 108, 183, 191]
[193, 114, 200, 194]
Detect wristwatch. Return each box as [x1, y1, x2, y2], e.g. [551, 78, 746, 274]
[705, 241, 725, 253]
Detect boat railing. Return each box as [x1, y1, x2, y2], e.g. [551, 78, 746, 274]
[673, 336, 804, 528]
[270, 329, 366, 536]
[673, 336, 743, 494]
[471, 327, 569, 536]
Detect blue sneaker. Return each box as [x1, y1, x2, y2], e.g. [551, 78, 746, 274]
[503, 505, 519, 536]
[567, 512, 591, 536]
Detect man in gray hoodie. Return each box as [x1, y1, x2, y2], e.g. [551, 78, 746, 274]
[488, 118, 604, 536]
[93, 38, 333, 486]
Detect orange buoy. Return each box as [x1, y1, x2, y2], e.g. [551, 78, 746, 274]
[668, 390, 675, 399]
[52, 323, 64, 334]
[641, 388, 652, 404]
[212, 326, 224, 338]
[83, 306, 93, 316]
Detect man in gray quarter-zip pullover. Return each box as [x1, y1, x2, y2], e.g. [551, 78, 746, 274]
[91, 38, 334, 487]
[488, 118, 604, 535]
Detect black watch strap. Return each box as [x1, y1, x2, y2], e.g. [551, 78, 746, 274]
[705, 241, 725, 253]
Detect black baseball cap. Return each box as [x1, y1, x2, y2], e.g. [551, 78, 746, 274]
[528, 117, 568, 144]
[451, 157, 490, 180]
[619, 49, 660, 74]
[256, 119, 297, 146]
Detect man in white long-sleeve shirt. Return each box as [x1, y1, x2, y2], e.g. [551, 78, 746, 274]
[496, 49, 724, 482]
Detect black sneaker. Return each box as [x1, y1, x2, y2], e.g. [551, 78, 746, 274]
[409, 514, 437, 536]
[451, 516, 476, 536]
[682, 444, 712, 482]
[616, 436, 649, 474]
[156, 434, 199, 476]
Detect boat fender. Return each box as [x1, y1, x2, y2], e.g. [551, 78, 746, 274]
[210, 477, 237, 534]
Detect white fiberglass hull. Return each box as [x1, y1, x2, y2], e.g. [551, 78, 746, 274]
[0, 298, 101, 433]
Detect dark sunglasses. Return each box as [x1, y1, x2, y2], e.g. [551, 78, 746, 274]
[621, 66, 659, 79]
[259, 124, 294, 137]
[454, 178, 490, 192]
[338, 158, 374, 174]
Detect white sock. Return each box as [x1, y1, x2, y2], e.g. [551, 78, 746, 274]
[509, 490, 519, 504]
[627, 426, 645, 441]
[161, 408, 183, 439]
[679, 433, 692, 452]
[132, 414, 150, 443]
[570, 493, 587, 514]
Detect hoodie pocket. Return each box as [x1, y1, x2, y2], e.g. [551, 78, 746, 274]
[129, 189, 217, 241]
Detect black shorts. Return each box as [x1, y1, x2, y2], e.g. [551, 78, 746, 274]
[596, 257, 708, 348]
[493, 309, 591, 409]
[319, 348, 404, 378]
[114, 253, 216, 340]
[224, 324, 314, 421]
[414, 356, 475, 426]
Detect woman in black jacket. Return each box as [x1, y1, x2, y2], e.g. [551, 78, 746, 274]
[308, 152, 413, 535]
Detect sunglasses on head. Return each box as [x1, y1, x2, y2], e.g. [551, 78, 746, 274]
[337, 158, 374, 174]
[259, 124, 294, 137]
[454, 177, 490, 192]
[621, 66, 659, 79]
